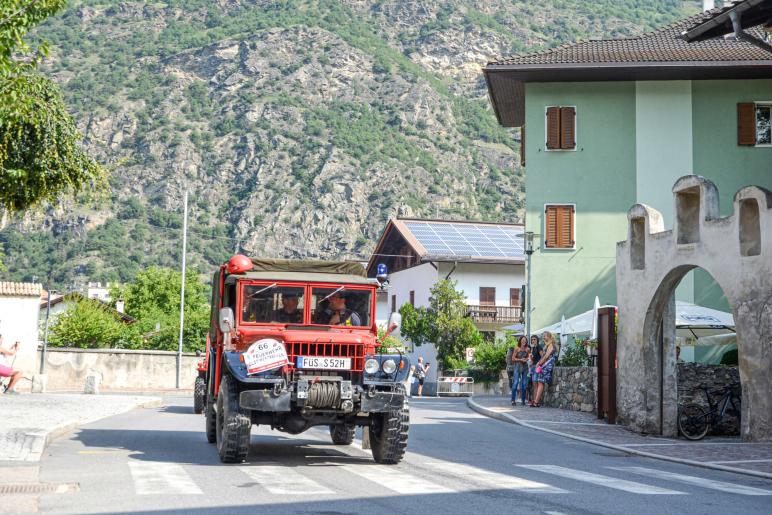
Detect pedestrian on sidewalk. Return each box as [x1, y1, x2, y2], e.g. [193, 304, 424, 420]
[0, 336, 23, 394]
[526, 334, 541, 406]
[532, 331, 557, 408]
[415, 357, 430, 396]
[510, 336, 529, 406]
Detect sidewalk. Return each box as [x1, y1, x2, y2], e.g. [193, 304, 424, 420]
[0, 393, 161, 462]
[469, 395, 772, 479]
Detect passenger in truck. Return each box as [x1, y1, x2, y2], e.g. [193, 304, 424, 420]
[273, 292, 303, 324]
[315, 292, 362, 326]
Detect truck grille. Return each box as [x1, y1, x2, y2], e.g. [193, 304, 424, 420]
[285, 342, 365, 372]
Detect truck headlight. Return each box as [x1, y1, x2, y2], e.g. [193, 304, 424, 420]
[365, 358, 379, 375]
[382, 359, 397, 374]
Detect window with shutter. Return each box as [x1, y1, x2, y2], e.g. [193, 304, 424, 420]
[546, 107, 560, 149]
[738, 103, 757, 146]
[510, 288, 520, 307]
[409, 290, 415, 307]
[560, 107, 576, 149]
[544, 204, 576, 249]
[479, 287, 495, 306]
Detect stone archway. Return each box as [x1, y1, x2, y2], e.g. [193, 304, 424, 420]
[616, 175, 772, 441]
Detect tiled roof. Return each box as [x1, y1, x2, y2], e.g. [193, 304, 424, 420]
[0, 282, 43, 297]
[488, 7, 771, 67]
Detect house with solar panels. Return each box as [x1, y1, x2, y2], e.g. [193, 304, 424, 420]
[483, 0, 772, 331]
[367, 218, 525, 387]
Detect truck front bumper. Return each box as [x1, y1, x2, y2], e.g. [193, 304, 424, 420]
[240, 390, 292, 412]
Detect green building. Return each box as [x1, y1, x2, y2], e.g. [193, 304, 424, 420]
[484, 3, 772, 330]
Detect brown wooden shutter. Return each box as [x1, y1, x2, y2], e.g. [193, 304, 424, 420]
[519, 125, 526, 166]
[409, 290, 415, 307]
[545, 206, 558, 248]
[479, 287, 495, 306]
[510, 288, 520, 307]
[556, 205, 575, 247]
[738, 103, 756, 146]
[546, 107, 560, 149]
[560, 107, 576, 149]
[391, 294, 396, 313]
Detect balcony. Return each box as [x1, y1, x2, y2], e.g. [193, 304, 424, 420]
[466, 305, 522, 324]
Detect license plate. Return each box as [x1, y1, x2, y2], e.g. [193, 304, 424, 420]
[296, 356, 351, 370]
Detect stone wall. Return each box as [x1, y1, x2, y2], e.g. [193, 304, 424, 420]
[543, 366, 597, 412]
[37, 348, 200, 391]
[678, 363, 740, 436]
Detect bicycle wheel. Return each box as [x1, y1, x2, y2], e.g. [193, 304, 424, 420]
[678, 403, 710, 440]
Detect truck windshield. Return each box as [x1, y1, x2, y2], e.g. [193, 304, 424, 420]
[311, 287, 371, 327]
[242, 285, 305, 324]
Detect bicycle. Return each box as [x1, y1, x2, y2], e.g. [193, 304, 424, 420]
[677, 382, 741, 440]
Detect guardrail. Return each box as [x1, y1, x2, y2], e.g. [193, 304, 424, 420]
[437, 376, 475, 396]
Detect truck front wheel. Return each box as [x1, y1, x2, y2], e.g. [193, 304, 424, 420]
[370, 387, 409, 464]
[215, 375, 251, 463]
[329, 424, 355, 445]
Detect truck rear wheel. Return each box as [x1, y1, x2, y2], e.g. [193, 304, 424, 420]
[216, 375, 251, 463]
[205, 394, 216, 444]
[370, 387, 409, 464]
[193, 377, 206, 414]
[329, 424, 355, 445]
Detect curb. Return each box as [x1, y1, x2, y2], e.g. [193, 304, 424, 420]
[4, 397, 162, 462]
[467, 396, 772, 481]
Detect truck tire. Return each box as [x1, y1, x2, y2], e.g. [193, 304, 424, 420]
[193, 377, 206, 414]
[216, 375, 251, 463]
[370, 386, 409, 464]
[329, 424, 355, 445]
[205, 395, 217, 444]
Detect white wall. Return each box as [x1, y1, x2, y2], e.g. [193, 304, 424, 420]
[388, 262, 438, 311]
[438, 262, 526, 305]
[0, 296, 42, 376]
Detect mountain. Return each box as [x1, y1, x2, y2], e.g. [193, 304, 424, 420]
[0, 0, 698, 288]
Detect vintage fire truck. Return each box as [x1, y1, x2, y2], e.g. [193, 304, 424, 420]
[201, 255, 409, 464]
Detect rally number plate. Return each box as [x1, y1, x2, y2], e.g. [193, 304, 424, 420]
[296, 356, 351, 370]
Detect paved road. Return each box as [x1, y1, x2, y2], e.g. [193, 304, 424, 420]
[9, 397, 772, 514]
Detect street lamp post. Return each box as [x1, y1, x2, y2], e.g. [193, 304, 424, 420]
[524, 232, 535, 344]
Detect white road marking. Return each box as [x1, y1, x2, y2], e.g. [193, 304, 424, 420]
[609, 466, 772, 496]
[516, 465, 685, 495]
[709, 459, 772, 464]
[239, 464, 334, 495]
[427, 461, 568, 494]
[338, 464, 455, 494]
[127, 461, 202, 495]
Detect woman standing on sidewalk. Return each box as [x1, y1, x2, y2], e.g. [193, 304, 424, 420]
[510, 336, 529, 406]
[532, 331, 557, 407]
[526, 334, 541, 406]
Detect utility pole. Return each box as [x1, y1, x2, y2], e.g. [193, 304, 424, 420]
[524, 232, 535, 344]
[176, 190, 189, 389]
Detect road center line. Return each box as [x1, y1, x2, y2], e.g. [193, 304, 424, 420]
[516, 465, 685, 495]
[608, 466, 772, 496]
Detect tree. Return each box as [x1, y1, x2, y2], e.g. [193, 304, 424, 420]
[399, 279, 483, 370]
[110, 267, 210, 352]
[0, 0, 105, 212]
[48, 295, 137, 349]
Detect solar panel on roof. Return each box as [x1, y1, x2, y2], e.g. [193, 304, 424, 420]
[403, 221, 524, 260]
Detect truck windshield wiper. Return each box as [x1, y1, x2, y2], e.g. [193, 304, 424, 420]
[321, 286, 345, 301]
[246, 283, 277, 298]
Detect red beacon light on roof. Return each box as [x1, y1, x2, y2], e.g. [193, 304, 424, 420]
[226, 254, 253, 274]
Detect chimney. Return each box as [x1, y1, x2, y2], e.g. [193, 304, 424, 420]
[115, 299, 125, 314]
[703, 0, 715, 10]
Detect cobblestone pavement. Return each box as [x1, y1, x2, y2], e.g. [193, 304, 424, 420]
[0, 394, 161, 462]
[471, 395, 772, 477]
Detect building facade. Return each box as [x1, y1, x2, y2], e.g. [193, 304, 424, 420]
[0, 282, 43, 379]
[485, 3, 772, 329]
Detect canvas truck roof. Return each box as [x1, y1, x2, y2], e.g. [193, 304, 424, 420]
[224, 258, 372, 285]
[225, 271, 374, 285]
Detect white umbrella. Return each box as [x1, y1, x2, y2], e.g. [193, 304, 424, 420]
[559, 315, 568, 346]
[591, 296, 600, 340]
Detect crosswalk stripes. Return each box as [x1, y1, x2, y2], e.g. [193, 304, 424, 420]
[426, 461, 569, 494]
[608, 466, 772, 496]
[337, 463, 456, 494]
[238, 464, 334, 495]
[127, 461, 203, 495]
[516, 465, 686, 495]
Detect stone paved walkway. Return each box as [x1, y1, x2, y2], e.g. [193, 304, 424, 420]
[470, 395, 772, 478]
[0, 393, 161, 461]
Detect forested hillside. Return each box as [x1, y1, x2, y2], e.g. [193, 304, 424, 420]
[0, 0, 698, 288]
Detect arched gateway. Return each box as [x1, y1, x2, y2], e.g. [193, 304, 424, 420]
[616, 175, 772, 441]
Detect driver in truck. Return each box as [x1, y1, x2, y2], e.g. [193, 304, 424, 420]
[274, 292, 302, 324]
[316, 291, 362, 326]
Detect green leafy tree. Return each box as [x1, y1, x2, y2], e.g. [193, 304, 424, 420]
[110, 267, 210, 352]
[48, 295, 138, 349]
[0, 0, 105, 211]
[399, 279, 483, 370]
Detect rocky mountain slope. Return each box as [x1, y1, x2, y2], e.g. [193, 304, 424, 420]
[1, 0, 698, 287]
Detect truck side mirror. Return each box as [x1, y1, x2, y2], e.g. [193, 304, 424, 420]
[219, 307, 234, 334]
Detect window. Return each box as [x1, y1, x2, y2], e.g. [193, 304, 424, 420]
[510, 288, 520, 307]
[545, 106, 576, 150]
[545, 204, 575, 249]
[310, 287, 371, 327]
[738, 103, 772, 146]
[241, 285, 305, 324]
[479, 287, 496, 306]
[409, 290, 415, 307]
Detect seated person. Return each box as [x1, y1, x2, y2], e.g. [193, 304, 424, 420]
[273, 292, 302, 324]
[314, 291, 362, 326]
